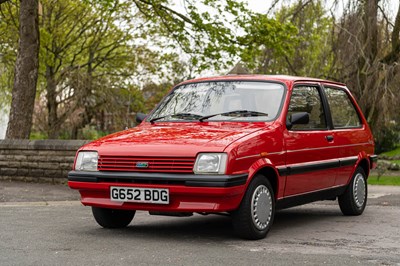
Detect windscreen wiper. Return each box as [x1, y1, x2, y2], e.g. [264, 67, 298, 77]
[199, 110, 268, 122]
[149, 112, 203, 123]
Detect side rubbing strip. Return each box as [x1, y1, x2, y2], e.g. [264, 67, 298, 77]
[289, 160, 339, 175]
[277, 167, 288, 176]
[278, 156, 359, 176]
[277, 160, 339, 176]
[339, 157, 358, 167]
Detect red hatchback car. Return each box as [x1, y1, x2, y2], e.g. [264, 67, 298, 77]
[68, 75, 377, 239]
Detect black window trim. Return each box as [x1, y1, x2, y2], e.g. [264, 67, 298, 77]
[321, 84, 363, 130]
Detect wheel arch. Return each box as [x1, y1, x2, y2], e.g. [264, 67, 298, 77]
[250, 166, 280, 199]
[357, 158, 370, 178]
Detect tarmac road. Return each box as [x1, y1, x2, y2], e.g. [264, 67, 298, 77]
[0, 181, 399, 266]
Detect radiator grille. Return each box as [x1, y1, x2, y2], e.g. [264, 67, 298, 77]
[98, 155, 196, 173]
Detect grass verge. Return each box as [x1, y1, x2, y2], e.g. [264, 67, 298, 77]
[368, 175, 400, 186]
[381, 146, 400, 157]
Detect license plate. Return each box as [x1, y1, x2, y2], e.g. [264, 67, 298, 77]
[110, 186, 169, 204]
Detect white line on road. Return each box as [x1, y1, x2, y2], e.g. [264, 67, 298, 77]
[0, 201, 82, 207]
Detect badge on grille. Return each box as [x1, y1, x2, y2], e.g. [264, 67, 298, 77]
[136, 162, 149, 168]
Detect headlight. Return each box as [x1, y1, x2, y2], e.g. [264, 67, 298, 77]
[75, 151, 98, 171]
[193, 153, 227, 174]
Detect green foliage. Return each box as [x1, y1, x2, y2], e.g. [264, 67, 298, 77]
[34, 0, 172, 136]
[239, 14, 298, 70]
[128, 0, 254, 71]
[375, 125, 400, 154]
[381, 146, 400, 157]
[68, 125, 108, 140]
[95, 0, 302, 73]
[277, 0, 335, 77]
[1, 0, 319, 139]
[142, 82, 173, 113]
[242, 0, 334, 77]
[0, 62, 13, 108]
[29, 131, 48, 140]
[368, 175, 400, 186]
[0, 1, 18, 108]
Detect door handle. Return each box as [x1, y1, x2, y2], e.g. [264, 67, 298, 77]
[325, 135, 334, 142]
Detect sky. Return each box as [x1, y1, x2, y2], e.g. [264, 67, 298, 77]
[0, 108, 7, 138]
[246, 0, 400, 20]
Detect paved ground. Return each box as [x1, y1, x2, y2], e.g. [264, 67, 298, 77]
[0, 181, 400, 265]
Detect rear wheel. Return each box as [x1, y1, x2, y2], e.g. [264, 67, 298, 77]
[232, 175, 275, 240]
[338, 167, 367, 216]
[92, 207, 135, 228]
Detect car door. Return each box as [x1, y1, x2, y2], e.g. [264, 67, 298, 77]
[283, 84, 338, 196]
[323, 85, 372, 186]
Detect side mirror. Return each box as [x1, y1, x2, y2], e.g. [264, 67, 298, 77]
[286, 112, 309, 130]
[136, 112, 147, 123]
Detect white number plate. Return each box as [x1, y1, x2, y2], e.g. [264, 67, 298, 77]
[110, 186, 169, 204]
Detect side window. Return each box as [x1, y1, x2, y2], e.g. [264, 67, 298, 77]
[287, 86, 327, 130]
[325, 87, 362, 128]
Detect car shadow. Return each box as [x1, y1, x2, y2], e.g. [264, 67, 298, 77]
[82, 205, 344, 241]
[87, 214, 236, 242]
[273, 205, 342, 230]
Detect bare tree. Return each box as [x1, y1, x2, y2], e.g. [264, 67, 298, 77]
[333, 0, 400, 151]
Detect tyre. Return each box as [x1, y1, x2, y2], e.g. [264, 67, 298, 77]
[338, 167, 367, 216]
[232, 175, 275, 240]
[92, 207, 135, 228]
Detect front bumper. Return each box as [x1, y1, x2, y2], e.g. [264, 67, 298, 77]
[68, 171, 248, 212]
[370, 154, 378, 169]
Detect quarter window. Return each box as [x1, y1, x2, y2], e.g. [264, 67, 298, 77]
[325, 87, 362, 128]
[287, 86, 327, 130]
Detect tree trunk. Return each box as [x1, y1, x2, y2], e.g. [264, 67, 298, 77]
[362, 0, 379, 62]
[46, 66, 60, 139]
[382, 5, 400, 63]
[5, 0, 39, 139]
[356, 0, 379, 124]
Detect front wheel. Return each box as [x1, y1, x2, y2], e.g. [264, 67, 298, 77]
[338, 167, 367, 216]
[92, 207, 135, 228]
[232, 175, 275, 240]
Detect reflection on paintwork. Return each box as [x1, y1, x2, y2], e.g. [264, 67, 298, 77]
[84, 122, 275, 157]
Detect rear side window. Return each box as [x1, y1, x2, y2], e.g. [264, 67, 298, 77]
[287, 86, 327, 130]
[325, 87, 362, 128]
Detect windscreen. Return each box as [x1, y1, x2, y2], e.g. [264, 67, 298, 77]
[147, 81, 285, 122]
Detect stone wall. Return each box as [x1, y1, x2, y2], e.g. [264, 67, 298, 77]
[0, 139, 90, 183]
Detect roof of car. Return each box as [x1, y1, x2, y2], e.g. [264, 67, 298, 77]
[177, 74, 346, 87]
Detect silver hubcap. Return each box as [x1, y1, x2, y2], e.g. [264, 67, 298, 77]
[353, 173, 366, 208]
[251, 185, 272, 231]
